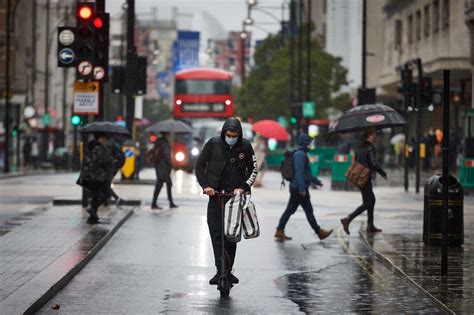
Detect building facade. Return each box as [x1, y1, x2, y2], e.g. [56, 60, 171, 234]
[368, 0, 472, 135]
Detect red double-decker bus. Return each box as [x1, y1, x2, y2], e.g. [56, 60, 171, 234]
[173, 68, 234, 118]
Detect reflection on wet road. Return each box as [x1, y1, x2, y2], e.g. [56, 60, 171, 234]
[276, 229, 442, 313]
[36, 171, 444, 313]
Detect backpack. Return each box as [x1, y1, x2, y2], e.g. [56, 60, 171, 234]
[279, 150, 296, 188]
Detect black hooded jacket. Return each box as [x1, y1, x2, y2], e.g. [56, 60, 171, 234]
[195, 118, 258, 192]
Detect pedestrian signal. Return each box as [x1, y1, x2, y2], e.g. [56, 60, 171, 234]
[71, 115, 82, 126]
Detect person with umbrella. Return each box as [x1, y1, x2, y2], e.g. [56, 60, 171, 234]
[150, 132, 178, 209]
[77, 132, 115, 224]
[340, 127, 388, 234]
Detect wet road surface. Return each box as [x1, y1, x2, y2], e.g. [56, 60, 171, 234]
[36, 170, 443, 314]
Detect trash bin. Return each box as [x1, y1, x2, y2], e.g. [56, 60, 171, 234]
[331, 154, 356, 190]
[423, 174, 464, 246]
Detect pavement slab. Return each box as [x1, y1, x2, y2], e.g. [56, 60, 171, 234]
[359, 188, 474, 314]
[0, 203, 134, 314]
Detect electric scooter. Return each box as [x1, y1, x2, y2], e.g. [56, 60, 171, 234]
[214, 191, 236, 298]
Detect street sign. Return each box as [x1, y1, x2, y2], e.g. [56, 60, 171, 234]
[58, 29, 75, 46]
[303, 101, 315, 118]
[93, 66, 105, 80]
[77, 61, 93, 75]
[73, 81, 99, 114]
[58, 48, 75, 65]
[57, 26, 76, 68]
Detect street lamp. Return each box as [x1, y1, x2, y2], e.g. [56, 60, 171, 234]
[247, 0, 258, 7]
[244, 17, 254, 26]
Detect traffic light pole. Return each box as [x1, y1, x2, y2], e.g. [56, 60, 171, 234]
[402, 65, 412, 192]
[3, 0, 11, 173]
[414, 58, 423, 194]
[289, 0, 296, 146]
[441, 69, 450, 278]
[42, 0, 51, 164]
[96, 0, 105, 121]
[125, 0, 136, 135]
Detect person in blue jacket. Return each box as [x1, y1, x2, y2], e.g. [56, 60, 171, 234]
[275, 133, 333, 241]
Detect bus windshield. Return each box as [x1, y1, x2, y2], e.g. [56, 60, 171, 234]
[175, 79, 231, 95]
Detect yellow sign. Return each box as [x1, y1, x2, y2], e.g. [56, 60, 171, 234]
[73, 81, 99, 114]
[74, 81, 99, 92]
[420, 143, 426, 159]
[121, 146, 136, 179]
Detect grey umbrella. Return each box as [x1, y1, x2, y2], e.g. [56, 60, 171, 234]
[328, 104, 407, 134]
[80, 121, 131, 137]
[145, 119, 193, 133]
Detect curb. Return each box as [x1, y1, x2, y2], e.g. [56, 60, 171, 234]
[0, 170, 71, 180]
[113, 179, 155, 185]
[358, 228, 455, 315]
[23, 207, 135, 315]
[52, 198, 142, 207]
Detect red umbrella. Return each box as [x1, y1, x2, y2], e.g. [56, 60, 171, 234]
[252, 120, 289, 141]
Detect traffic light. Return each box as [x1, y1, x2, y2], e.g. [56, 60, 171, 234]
[397, 65, 414, 110]
[71, 115, 82, 126]
[112, 66, 125, 94]
[76, 2, 96, 81]
[92, 12, 110, 81]
[135, 56, 148, 95]
[420, 76, 433, 105]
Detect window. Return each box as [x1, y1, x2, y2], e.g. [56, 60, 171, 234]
[408, 14, 413, 44]
[433, 0, 440, 33]
[442, 0, 449, 29]
[395, 19, 402, 49]
[175, 79, 232, 95]
[416, 10, 422, 40]
[424, 5, 430, 38]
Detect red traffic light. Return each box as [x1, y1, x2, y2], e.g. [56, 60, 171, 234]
[78, 5, 93, 20]
[150, 134, 158, 142]
[93, 17, 103, 28]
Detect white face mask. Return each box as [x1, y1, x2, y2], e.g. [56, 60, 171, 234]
[225, 136, 238, 146]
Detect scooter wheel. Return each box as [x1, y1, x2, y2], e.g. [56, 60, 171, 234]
[220, 288, 230, 298]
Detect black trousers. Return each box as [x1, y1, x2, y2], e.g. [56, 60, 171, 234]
[90, 188, 109, 217]
[207, 195, 237, 272]
[349, 181, 375, 224]
[152, 177, 173, 206]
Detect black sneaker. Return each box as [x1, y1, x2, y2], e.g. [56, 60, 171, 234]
[151, 204, 163, 210]
[209, 272, 220, 285]
[86, 217, 100, 224]
[170, 203, 179, 209]
[229, 273, 239, 284]
[86, 208, 99, 221]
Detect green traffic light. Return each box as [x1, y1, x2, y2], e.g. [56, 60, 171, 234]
[71, 115, 81, 125]
[290, 117, 297, 124]
[11, 130, 18, 137]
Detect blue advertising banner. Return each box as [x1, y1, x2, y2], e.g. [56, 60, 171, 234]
[172, 31, 200, 73]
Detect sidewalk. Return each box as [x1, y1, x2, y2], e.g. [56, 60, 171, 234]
[358, 189, 474, 314]
[0, 202, 134, 314]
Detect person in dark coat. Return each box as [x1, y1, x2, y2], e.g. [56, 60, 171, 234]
[340, 127, 387, 234]
[77, 133, 115, 224]
[275, 133, 333, 241]
[195, 117, 258, 286]
[107, 139, 126, 206]
[151, 132, 178, 209]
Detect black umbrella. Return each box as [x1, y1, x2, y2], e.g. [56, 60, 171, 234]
[80, 121, 131, 137]
[145, 119, 192, 134]
[328, 104, 407, 134]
